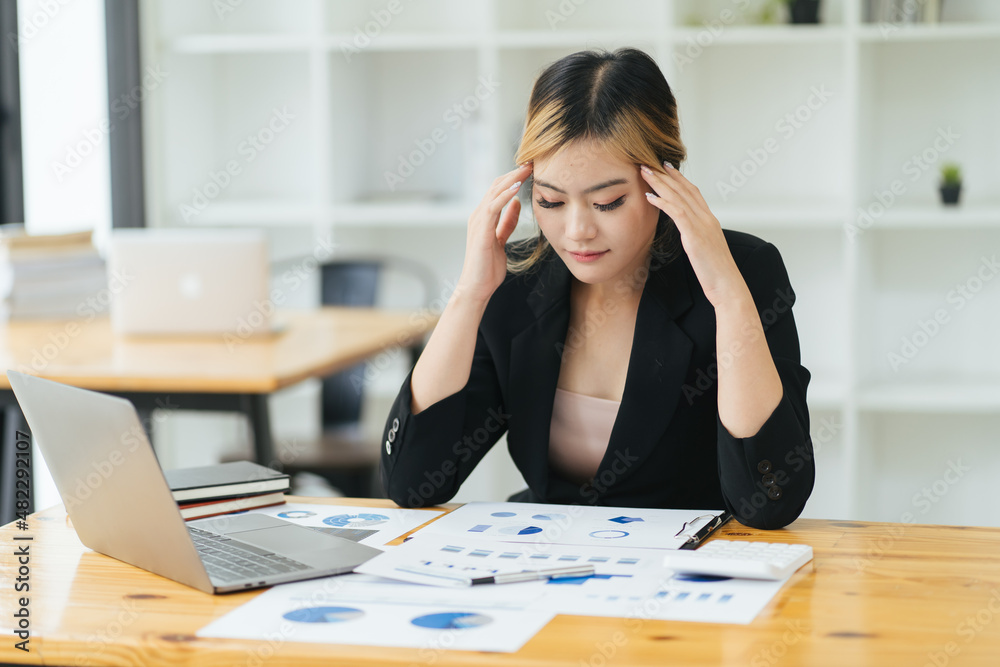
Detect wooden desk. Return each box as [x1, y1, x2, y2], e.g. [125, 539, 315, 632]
[3, 498, 1000, 666]
[0, 309, 435, 522]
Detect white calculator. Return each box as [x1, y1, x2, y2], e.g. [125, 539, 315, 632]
[663, 540, 813, 580]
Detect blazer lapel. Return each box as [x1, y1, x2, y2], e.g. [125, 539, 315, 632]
[594, 255, 696, 495]
[507, 254, 571, 499]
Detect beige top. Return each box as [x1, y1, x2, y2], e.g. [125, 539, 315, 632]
[548, 386, 622, 484]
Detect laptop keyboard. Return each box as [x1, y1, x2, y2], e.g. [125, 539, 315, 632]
[189, 526, 312, 584]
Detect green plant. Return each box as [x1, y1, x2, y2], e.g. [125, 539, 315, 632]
[759, 0, 784, 24]
[940, 162, 962, 185]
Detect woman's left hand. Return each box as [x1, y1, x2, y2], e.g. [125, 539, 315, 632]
[640, 162, 749, 309]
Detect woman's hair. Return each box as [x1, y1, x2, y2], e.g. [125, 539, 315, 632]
[509, 47, 686, 274]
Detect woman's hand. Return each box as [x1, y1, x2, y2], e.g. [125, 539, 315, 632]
[639, 162, 749, 309]
[455, 162, 533, 305]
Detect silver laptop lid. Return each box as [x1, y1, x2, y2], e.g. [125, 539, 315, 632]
[7, 371, 213, 593]
[108, 228, 270, 336]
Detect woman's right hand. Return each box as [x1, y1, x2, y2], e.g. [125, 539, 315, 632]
[455, 163, 533, 305]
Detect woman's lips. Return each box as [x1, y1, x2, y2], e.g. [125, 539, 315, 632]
[568, 250, 609, 263]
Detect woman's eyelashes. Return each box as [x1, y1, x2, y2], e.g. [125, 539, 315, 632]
[535, 195, 626, 211]
[535, 197, 562, 209]
[596, 195, 626, 212]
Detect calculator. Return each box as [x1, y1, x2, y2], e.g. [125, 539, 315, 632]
[663, 540, 813, 580]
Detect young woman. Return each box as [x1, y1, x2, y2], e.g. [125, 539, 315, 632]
[379, 48, 814, 529]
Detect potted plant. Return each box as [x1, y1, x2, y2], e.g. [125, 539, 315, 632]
[939, 162, 962, 205]
[786, 0, 821, 24]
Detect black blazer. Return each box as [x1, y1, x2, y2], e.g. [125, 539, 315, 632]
[380, 229, 814, 529]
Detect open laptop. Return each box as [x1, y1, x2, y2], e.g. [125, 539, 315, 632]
[8, 371, 381, 594]
[108, 228, 275, 337]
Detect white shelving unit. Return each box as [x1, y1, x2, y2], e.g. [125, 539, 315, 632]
[140, 0, 1000, 525]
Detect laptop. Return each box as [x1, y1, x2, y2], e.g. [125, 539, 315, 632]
[8, 371, 382, 594]
[108, 228, 275, 337]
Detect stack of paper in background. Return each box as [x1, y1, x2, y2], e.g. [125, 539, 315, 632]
[0, 226, 107, 320]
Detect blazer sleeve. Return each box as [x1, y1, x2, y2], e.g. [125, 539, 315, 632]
[379, 327, 509, 508]
[716, 241, 815, 530]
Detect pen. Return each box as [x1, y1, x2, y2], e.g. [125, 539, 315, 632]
[468, 564, 595, 586]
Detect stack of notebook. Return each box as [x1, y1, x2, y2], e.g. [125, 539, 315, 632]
[0, 227, 107, 320]
[164, 461, 291, 520]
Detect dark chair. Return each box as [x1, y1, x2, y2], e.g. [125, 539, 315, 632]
[281, 256, 436, 497]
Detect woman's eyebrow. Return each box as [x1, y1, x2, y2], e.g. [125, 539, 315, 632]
[534, 178, 628, 195]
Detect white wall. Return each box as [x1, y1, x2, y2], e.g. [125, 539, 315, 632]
[18, 0, 111, 243]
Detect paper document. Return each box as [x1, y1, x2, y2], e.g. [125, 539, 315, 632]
[357, 533, 664, 589]
[221, 502, 445, 547]
[197, 573, 554, 653]
[198, 501, 797, 653]
[418, 501, 725, 549]
[356, 532, 786, 624]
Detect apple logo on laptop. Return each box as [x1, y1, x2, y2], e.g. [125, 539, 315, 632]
[179, 273, 203, 300]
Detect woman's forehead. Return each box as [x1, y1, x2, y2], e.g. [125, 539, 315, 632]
[534, 139, 635, 185]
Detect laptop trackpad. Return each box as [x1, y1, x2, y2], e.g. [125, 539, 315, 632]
[195, 513, 289, 534]
[237, 524, 381, 568]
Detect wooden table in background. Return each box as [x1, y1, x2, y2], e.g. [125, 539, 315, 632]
[2, 497, 1000, 666]
[0, 308, 436, 522]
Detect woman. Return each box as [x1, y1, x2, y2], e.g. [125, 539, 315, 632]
[379, 48, 814, 529]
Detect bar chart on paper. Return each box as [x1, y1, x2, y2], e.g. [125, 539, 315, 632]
[355, 533, 788, 623]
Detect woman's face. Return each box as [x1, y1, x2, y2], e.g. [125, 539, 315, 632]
[531, 139, 659, 292]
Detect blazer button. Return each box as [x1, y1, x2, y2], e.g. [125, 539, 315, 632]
[757, 460, 772, 474]
[761, 473, 776, 487]
[385, 439, 392, 456]
[387, 429, 396, 443]
[392, 418, 400, 431]
[767, 485, 783, 500]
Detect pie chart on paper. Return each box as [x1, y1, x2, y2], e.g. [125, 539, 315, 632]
[411, 612, 493, 630]
[589, 530, 629, 539]
[323, 513, 390, 528]
[283, 606, 365, 623]
[498, 525, 543, 535]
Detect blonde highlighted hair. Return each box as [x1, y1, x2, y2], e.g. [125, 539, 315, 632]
[509, 48, 687, 274]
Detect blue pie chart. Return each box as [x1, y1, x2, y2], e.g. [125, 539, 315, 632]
[323, 513, 389, 527]
[411, 612, 493, 630]
[283, 606, 364, 623]
[589, 530, 629, 539]
[498, 525, 543, 535]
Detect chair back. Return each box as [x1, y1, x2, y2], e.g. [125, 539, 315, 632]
[320, 261, 381, 426]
